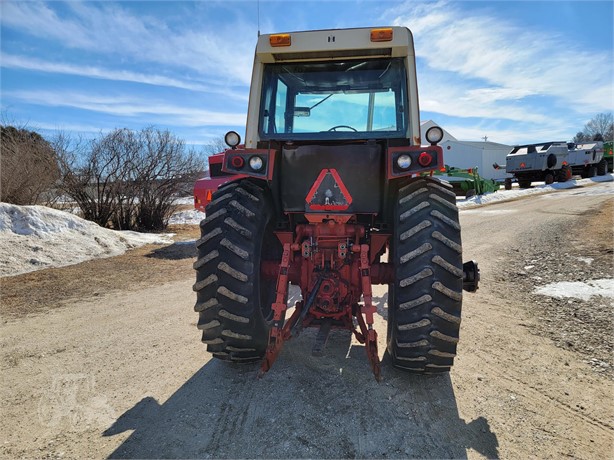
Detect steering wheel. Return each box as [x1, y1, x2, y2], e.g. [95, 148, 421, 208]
[327, 125, 358, 132]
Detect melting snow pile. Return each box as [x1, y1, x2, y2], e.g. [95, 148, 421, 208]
[457, 174, 613, 209]
[168, 209, 206, 225]
[173, 196, 196, 206]
[534, 279, 614, 301]
[0, 203, 173, 277]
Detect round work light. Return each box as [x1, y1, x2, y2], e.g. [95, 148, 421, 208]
[249, 155, 264, 171]
[425, 126, 444, 145]
[397, 154, 412, 169]
[224, 131, 241, 148]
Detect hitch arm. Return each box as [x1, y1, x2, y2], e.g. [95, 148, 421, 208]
[357, 244, 382, 381]
[260, 243, 292, 376]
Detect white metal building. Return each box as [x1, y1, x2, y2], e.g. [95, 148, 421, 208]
[420, 120, 512, 181]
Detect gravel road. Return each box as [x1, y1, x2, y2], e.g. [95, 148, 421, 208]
[1, 182, 613, 459]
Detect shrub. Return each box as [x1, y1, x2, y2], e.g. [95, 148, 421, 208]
[56, 127, 204, 231]
[0, 125, 60, 205]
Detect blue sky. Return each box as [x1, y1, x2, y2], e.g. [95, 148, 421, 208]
[1, 0, 612, 147]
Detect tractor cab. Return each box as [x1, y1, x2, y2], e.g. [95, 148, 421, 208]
[221, 28, 444, 226]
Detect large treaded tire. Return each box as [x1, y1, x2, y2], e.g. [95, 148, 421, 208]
[193, 179, 280, 362]
[387, 177, 463, 373]
[518, 177, 531, 188]
[582, 166, 597, 178]
[588, 165, 597, 178]
[557, 165, 572, 182]
[597, 159, 607, 176]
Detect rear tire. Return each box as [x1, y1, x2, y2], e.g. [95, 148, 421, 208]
[504, 178, 512, 190]
[193, 180, 280, 362]
[387, 177, 463, 373]
[597, 159, 607, 176]
[544, 172, 555, 185]
[587, 166, 597, 178]
[557, 165, 572, 182]
[518, 178, 531, 188]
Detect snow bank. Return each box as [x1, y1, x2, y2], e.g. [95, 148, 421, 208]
[457, 174, 613, 209]
[535, 279, 614, 301]
[0, 203, 173, 277]
[173, 196, 195, 206]
[168, 209, 206, 225]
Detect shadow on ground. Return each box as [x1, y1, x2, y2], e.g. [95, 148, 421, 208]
[103, 330, 498, 459]
[146, 241, 196, 260]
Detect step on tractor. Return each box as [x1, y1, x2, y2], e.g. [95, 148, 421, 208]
[193, 27, 479, 380]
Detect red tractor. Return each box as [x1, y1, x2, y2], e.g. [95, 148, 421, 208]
[193, 27, 479, 380]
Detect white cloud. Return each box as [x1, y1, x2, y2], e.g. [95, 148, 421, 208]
[1, 1, 92, 48]
[1, 1, 255, 85]
[26, 121, 106, 135]
[418, 74, 550, 124]
[385, 1, 613, 117]
[19, 120, 230, 147]
[7, 90, 246, 127]
[441, 122, 571, 145]
[0, 53, 249, 102]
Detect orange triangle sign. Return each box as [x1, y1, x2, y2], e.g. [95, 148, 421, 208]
[305, 168, 352, 211]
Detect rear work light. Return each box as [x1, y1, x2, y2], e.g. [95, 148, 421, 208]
[397, 154, 412, 169]
[249, 156, 264, 171]
[225, 130, 241, 148]
[388, 145, 443, 179]
[425, 126, 444, 145]
[418, 152, 432, 167]
[370, 28, 393, 42]
[270, 34, 291, 47]
[231, 156, 245, 169]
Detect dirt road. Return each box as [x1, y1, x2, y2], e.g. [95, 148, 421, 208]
[1, 182, 613, 459]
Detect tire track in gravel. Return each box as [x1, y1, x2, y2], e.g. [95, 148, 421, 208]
[204, 373, 258, 456]
[486, 364, 613, 433]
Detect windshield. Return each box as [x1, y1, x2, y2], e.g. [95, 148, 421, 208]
[259, 58, 408, 140]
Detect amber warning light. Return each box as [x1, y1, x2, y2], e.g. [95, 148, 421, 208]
[270, 34, 291, 47]
[370, 28, 393, 42]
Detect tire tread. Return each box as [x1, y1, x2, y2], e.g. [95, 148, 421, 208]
[193, 180, 276, 363]
[388, 177, 463, 373]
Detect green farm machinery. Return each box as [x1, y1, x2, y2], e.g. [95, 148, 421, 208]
[604, 141, 613, 173]
[429, 165, 500, 197]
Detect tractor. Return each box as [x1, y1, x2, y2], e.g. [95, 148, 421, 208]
[193, 27, 479, 380]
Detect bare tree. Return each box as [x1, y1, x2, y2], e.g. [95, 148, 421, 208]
[0, 125, 60, 205]
[55, 129, 134, 227]
[578, 112, 613, 142]
[203, 136, 228, 156]
[572, 131, 589, 143]
[131, 127, 203, 230]
[56, 127, 204, 231]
